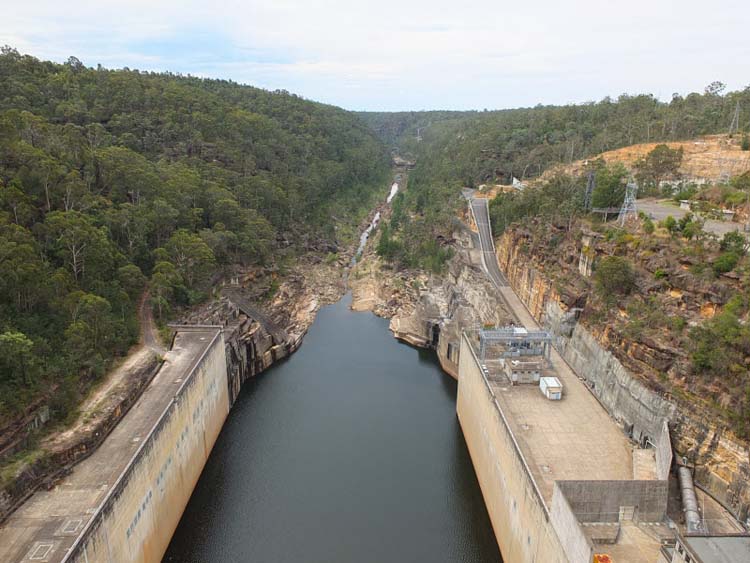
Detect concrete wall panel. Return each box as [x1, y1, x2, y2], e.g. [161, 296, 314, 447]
[556, 480, 668, 524]
[550, 484, 593, 563]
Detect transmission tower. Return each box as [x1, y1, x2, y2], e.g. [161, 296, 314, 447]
[584, 171, 595, 211]
[618, 180, 638, 227]
[729, 100, 740, 136]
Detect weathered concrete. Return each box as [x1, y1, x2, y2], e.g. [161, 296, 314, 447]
[0, 329, 227, 563]
[555, 480, 668, 523]
[458, 332, 668, 563]
[457, 333, 567, 562]
[550, 485, 593, 563]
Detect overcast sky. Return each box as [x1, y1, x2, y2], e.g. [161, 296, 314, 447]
[1, 0, 748, 111]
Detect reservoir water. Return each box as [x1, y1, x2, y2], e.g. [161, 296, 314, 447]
[164, 293, 500, 562]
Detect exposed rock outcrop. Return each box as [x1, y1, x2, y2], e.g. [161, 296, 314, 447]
[351, 222, 512, 378]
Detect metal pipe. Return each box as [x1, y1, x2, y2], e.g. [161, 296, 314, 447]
[678, 466, 704, 533]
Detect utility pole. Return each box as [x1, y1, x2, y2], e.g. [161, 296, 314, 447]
[584, 171, 595, 211]
[729, 100, 740, 136]
[618, 180, 639, 227]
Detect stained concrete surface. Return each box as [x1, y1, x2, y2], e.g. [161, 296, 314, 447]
[0, 330, 219, 563]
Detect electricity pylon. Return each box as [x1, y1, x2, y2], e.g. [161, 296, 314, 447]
[618, 180, 638, 227]
[584, 171, 595, 211]
[729, 100, 740, 136]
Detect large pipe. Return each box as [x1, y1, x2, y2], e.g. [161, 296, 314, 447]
[678, 466, 704, 533]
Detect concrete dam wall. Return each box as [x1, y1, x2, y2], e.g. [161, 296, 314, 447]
[456, 334, 568, 562]
[65, 329, 229, 563]
[0, 327, 237, 563]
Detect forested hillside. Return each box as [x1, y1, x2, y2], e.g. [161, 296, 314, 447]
[0, 47, 389, 424]
[368, 85, 750, 270]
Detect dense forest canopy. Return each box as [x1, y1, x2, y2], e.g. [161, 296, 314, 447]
[367, 84, 750, 271]
[0, 47, 389, 423]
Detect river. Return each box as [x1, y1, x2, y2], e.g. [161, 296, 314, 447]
[164, 293, 500, 562]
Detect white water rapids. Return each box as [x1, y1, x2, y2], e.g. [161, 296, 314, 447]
[351, 182, 399, 264]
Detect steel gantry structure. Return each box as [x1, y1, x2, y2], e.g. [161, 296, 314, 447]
[478, 326, 553, 363]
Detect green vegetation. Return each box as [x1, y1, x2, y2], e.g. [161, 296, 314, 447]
[654, 213, 704, 240]
[364, 84, 746, 272]
[488, 173, 585, 236]
[642, 216, 655, 234]
[594, 256, 636, 296]
[690, 296, 750, 438]
[720, 231, 747, 254]
[634, 144, 683, 193]
[367, 85, 749, 191]
[712, 252, 740, 275]
[591, 161, 629, 209]
[0, 47, 389, 423]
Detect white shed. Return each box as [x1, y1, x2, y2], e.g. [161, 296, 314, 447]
[539, 376, 563, 400]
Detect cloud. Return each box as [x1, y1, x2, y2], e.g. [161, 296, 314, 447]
[1, 0, 748, 110]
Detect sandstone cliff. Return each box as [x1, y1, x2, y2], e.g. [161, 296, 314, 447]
[350, 221, 512, 378]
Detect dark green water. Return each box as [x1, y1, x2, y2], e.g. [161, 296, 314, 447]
[164, 294, 500, 562]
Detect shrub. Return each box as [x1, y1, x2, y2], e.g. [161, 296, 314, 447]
[660, 215, 678, 234]
[720, 231, 746, 255]
[595, 256, 636, 296]
[654, 268, 668, 279]
[712, 251, 740, 275]
[642, 217, 655, 234]
[672, 184, 697, 202]
[742, 135, 750, 151]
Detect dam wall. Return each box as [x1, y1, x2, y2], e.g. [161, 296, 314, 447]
[64, 330, 229, 563]
[456, 333, 568, 562]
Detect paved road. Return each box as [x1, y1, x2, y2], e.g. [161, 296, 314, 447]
[469, 198, 508, 288]
[638, 198, 745, 238]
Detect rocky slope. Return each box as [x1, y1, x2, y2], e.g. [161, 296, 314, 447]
[350, 217, 512, 377]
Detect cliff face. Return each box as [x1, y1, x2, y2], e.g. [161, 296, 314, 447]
[351, 224, 512, 377]
[185, 256, 348, 402]
[495, 229, 750, 523]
